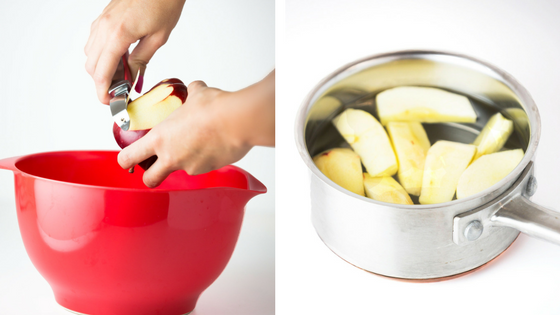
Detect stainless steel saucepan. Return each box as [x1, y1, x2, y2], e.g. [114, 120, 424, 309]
[295, 50, 560, 280]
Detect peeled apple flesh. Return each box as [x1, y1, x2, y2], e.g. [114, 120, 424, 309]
[332, 108, 398, 177]
[313, 148, 365, 196]
[363, 175, 413, 205]
[456, 149, 524, 199]
[419, 140, 476, 205]
[376, 86, 477, 125]
[472, 112, 514, 161]
[386, 122, 430, 196]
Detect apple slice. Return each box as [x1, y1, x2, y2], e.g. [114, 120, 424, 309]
[457, 149, 524, 199]
[363, 175, 413, 205]
[376, 86, 477, 125]
[386, 122, 430, 196]
[504, 108, 529, 130]
[419, 140, 476, 204]
[313, 148, 365, 196]
[113, 78, 188, 170]
[332, 108, 398, 177]
[472, 112, 514, 161]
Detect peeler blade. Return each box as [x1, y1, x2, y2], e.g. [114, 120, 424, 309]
[109, 53, 132, 131]
[109, 80, 131, 131]
[110, 97, 131, 131]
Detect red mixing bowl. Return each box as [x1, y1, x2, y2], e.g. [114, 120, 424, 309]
[0, 151, 266, 315]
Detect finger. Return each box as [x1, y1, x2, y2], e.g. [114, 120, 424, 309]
[84, 31, 104, 77]
[128, 34, 167, 93]
[84, 18, 99, 55]
[117, 133, 157, 169]
[186, 162, 216, 176]
[187, 80, 208, 94]
[84, 30, 97, 56]
[94, 41, 130, 104]
[142, 158, 175, 188]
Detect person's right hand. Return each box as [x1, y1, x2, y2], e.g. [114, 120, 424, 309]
[117, 71, 275, 188]
[85, 0, 186, 104]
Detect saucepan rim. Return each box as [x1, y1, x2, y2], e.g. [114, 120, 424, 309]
[295, 49, 540, 210]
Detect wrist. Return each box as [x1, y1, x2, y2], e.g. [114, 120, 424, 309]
[228, 71, 275, 148]
[218, 90, 256, 150]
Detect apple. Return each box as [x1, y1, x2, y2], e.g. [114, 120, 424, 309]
[332, 108, 398, 177]
[472, 112, 513, 161]
[456, 149, 524, 199]
[113, 78, 188, 170]
[386, 122, 430, 196]
[363, 175, 413, 205]
[419, 140, 476, 205]
[313, 148, 365, 196]
[504, 107, 529, 130]
[376, 86, 477, 125]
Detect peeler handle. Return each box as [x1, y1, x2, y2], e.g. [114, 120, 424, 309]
[109, 51, 132, 90]
[122, 52, 132, 83]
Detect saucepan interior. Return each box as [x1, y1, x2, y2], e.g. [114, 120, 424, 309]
[297, 50, 539, 208]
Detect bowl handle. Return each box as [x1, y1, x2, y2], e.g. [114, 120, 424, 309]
[0, 156, 20, 172]
[453, 161, 560, 246]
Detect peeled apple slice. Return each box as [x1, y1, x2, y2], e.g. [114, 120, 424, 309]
[128, 84, 183, 131]
[472, 112, 514, 161]
[363, 175, 413, 205]
[419, 141, 476, 205]
[376, 86, 477, 125]
[332, 108, 398, 177]
[456, 149, 524, 199]
[504, 108, 529, 131]
[313, 148, 365, 196]
[386, 122, 431, 196]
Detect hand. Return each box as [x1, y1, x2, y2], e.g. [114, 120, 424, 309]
[85, 0, 186, 104]
[117, 71, 275, 188]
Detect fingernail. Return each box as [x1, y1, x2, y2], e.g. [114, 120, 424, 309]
[117, 151, 126, 168]
[135, 75, 144, 93]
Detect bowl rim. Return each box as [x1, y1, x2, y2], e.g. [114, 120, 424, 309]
[8, 150, 267, 194]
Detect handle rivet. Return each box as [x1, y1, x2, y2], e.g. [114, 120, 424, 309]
[464, 220, 483, 241]
[526, 176, 537, 197]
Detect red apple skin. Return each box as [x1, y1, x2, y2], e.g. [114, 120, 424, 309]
[147, 79, 188, 103]
[138, 155, 158, 171]
[159, 78, 185, 86]
[113, 123, 157, 170]
[113, 123, 149, 149]
[113, 78, 187, 171]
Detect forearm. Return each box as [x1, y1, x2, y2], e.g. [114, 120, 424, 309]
[223, 70, 275, 148]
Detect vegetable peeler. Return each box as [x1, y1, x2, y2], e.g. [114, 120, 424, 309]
[108, 51, 138, 131]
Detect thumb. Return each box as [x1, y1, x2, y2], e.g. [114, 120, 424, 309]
[128, 34, 168, 93]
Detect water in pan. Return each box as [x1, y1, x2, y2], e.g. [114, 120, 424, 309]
[304, 86, 529, 204]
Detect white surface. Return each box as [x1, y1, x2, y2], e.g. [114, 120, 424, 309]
[278, 1, 560, 315]
[0, 0, 274, 314]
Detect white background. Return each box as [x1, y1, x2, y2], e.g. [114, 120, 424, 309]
[4, 0, 560, 314]
[0, 0, 274, 314]
[278, 1, 560, 315]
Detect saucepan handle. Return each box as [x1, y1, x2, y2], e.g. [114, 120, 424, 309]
[491, 193, 560, 245]
[454, 161, 560, 246]
[0, 156, 20, 172]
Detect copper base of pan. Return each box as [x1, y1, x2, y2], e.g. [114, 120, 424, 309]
[325, 234, 519, 283]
